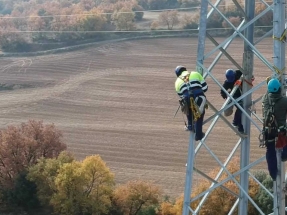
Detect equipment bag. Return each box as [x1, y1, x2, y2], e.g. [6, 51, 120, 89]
[179, 98, 189, 115]
[224, 100, 234, 117]
[277, 131, 287, 148]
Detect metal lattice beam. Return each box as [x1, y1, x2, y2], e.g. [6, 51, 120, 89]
[182, 0, 286, 214]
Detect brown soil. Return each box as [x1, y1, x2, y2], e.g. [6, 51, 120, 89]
[0, 37, 273, 198]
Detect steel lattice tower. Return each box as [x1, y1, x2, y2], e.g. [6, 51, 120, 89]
[182, 0, 286, 214]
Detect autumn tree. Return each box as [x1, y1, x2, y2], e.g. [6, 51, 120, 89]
[253, 171, 274, 214]
[10, 10, 28, 31]
[80, 0, 96, 11]
[0, 120, 67, 188]
[255, 2, 273, 28]
[79, 10, 106, 31]
[27, 151, 74, 207]
[49, 155, 114, 215]
[112, 8, 136, 31]
[0, 0, 147, 47]
[158, 10, 179, 30]
[76, 8, 107, 39]
[157, 201, 177, 215]
[180, 13, 198, 29]
[224, 0, 244, 17]
[171, 158, 260, 215]
[0, 26, 30, 52]
[113, 180, 161, 215]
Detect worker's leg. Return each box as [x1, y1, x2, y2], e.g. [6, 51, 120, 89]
[234, 102, 244, 133]
[186, 109, 193, 131]
[266, 142, 277, 180]
[281, 145, 287, 161]
[195, 110, 205, 140]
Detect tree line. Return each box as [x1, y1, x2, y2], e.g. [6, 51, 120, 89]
[0, 119, 280, 215]
[0, 0, 200, 52]
[0, 0, 274, 52]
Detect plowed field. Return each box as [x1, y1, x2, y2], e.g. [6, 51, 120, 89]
[0, 37, 273, 198]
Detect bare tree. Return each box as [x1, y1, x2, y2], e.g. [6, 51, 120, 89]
[158, 10, 179, 30]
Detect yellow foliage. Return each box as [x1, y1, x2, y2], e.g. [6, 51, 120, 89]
[157, 201, 177, 215]
[27, 151, 74, 206]
[113, 180, 161, 215]
[172, 158, 260, 214]
[49, 155, 114, 215]
[28, 154, 114, 215]
[112, 8, 136, 30]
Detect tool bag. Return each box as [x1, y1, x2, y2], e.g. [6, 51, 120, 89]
[179, 98, 189, 115]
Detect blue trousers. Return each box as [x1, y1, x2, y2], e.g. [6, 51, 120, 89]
[233, 102, 243, 130]
[195, 111, 204, 139]
[266, 142, 287, 180]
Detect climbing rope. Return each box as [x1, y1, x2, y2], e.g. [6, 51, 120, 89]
[190, 97, 201, 122]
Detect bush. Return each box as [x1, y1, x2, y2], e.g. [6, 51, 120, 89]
[207, 12, 223, 29]
[181, 14, 198, 29]
[183, 21, 198, 29]
[1, 172, 40, 213]
[0, 31, 31, 52]
[150, 21, 159, 30]
[253, 171, 274, 214]
[139, 206, 157, 215]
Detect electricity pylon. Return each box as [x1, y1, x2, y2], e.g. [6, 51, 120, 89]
[182, 0, 286, 214]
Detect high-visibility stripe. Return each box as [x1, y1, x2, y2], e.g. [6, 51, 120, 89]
[175, 71, 208, 97]
[189, 71, 208, 92]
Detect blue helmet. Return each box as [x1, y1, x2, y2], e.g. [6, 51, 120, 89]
[225, 69, 235, 83]
[175, 65, 187, 77]
[267, 78, 281, 93]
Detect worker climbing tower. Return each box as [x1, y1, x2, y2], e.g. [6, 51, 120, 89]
[183, 0, 286, 214]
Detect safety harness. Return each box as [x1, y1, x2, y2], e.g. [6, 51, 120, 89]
[259, 94, 285, 147]
[178, 73, 204, 122]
